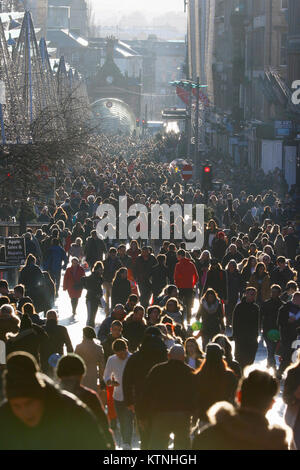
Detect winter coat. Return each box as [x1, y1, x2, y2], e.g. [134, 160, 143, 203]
[227, 271, 243, 304]
[174, 258, 199, 289]
[135, 254, 158, 285]
[0, 378, 107, 450]
[103, 258, 123, 283]
[111, 278, 131, 308]
[97, 315, 116, 344]
[81, 272, 103, 301]
[75, 338, 105, 393]
[122, 317, 147, 353]
[84, 237, 107, 266]
[6, 324, 48, 365]
[123, 335, 168, 414]
[63, 265, 85, 299]
[232, 298, 260, 342]
[192, 404, 289, 450]
[44, 246, 68, 273]
[283, 365, 300, 447]
[195, 368, 238, 421]
[277, 301, 300, 345]
[41, 320, 73, 371]
[203, 269, 228, 301]
[102, 334, 128, 363]
[212, 238, 227, 262]
[196, 300, 225, 338]
[19, 264, 45, 312]
[165, 251, 178, 281]
[248, 273, 271, 302]
[270, 266, 295, 290]
[260, 298, 284, 337]
[222, 251, 244, 268]
[141, 360, 197, 419]
[151, 264, 168, 295]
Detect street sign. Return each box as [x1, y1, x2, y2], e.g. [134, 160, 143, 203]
[4, 237, 26, 265]
[182, 164, 193, 181]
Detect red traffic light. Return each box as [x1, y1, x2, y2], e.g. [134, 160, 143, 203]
[204, 166, 211, 173]
[7, 172, 12, 177]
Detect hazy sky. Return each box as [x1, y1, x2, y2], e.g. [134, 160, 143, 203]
[90, 0, 185, 21]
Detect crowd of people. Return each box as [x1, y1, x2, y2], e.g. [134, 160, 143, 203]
[0, 133, 299, 451]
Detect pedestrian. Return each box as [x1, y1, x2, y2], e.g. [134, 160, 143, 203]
[103, 339, 133, 450]
[56, 354, 115, 450]
[63, 257, 85, 316]
[193, 369, 290, 450]
[44, 238, 68, 293]
[225, 260, 243, 327]
[123, 326, 168, 450]
[111, 268, 131, 309]
[203, 259, 228, 304]
[135, 247, 158, 309]
[232, 287, 260, 370]
[81, 261, 104, 328]
[122, 305, 147, 353]
[19, 255, 45, 313]
[248, 262, 271, 306]
[142, 345, 196, 450]
[277, 292, 300, 379]
[174, 249, 199, 324]
[69, 237, 84, 263]
[196, 289, 225, 352]
[0, 352, 107, 449]
[151, 254, 169, 302]
[184, 337, 204, 370]
[283, 350, 300, 449]
[41, 310, 73, 374]
[75, 326, 105, 394]
[212, 334, 241, 378]
[161, 298, 184, 325]
[260, 284, 283, 369]
[97, 304, 127, 344]
[194, 343, 238, 424]
[84, 230, 107, 270]
[103, 247, 123, 316]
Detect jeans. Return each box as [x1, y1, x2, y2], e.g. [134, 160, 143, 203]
[263, 336, 277, 368]
[86, 299, 99, 327]
[71, 298, 79, 314]
[178, 288, 194, 324]
[138, 283, 152, 308]
[148, 411, 191, 450]
[50, 270, 61, 294]
[114, 399, 134, 447]
[235, 339, 258, 372]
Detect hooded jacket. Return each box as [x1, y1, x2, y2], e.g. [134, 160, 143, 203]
[174, 258, 199, 289]
[192, 402, 290, 450]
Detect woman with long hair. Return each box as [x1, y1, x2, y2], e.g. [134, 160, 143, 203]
[63, 257, 85, 316]
[162, 297, 184, 325]
[203, 259, 228, 303]
[111, 268, 131, 309]
[194, 343, 238, 423]
[146, 305, 162, 326]
[197, 289, 225, 352]
[248, 262, 271, 305]
[241, 255, 257, 287]
[184, 337, 204, 370]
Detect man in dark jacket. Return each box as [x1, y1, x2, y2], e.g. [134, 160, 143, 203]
[56, 354, 115, 449]
[84, 230, 107, 269]
[232, 287, 260, 371]
[277, 292, 300, 379]
[192, 369, 290, 450]
[141, 344, 196, 450]
[134, 247, 158, 308]
[102, 320, 128, 363]
[123, 327, 168, 449]
[221, 244, 244, 268]
[97, 304, 126, 344]
[103, 247, 123, 316]
[0, 352, 107, 449]
[270, 257, 295, 290]
[260, 284, 284, 369]
[44, 238, 68, 293]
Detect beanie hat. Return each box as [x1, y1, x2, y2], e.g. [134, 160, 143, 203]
[56, 354, 86, 378]
[4, 352, 46, 400]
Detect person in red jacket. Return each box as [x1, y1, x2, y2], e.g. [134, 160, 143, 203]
[63, 258, 85, 316]
[174, 249, 199, 324]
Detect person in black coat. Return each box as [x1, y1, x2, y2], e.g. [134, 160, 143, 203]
[277, 292, 300, 378]
[165, 244, 178, 284]
[81, 261, 104, 328]
[111, 268, 131, 309]
[270, 257, 296, 290]
[203, 259, 228, 303]
[19, 255, 45, 313]
[135, 247, 158, 308]
[151, 254, 169, 302]
[123, 327, 168, 450]
[260, 284, 284, 369]
[232, 288, 260, 371]
[222, 244, 244, 268]
[6, 314, 48, 367]
[142, 345, 197, 450]
[225, 260, 243, 327]
[122, 306, 147, 353]
[84, 230, 107, 269]
[41, 310, 73, 374]
[0, 352, 107, 450]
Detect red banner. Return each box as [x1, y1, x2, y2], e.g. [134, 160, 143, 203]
[176, 86, 190, 105]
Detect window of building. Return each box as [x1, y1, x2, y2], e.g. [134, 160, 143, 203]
[253, 0, 265, 16]
[281, 0, 288, 9]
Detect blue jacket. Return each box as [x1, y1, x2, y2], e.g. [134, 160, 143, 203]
[44, 246, 68, 273]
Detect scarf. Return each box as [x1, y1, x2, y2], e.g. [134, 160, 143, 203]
[202, 299, 219, 314]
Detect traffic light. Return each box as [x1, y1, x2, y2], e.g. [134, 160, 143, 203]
[202, 164, 213, 191]
[136, 119, 140, 128]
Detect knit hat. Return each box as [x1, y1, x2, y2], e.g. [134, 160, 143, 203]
[205, 343, 224, 361]
[56, 354, 86, 378]
[4, 352, 46, 400]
